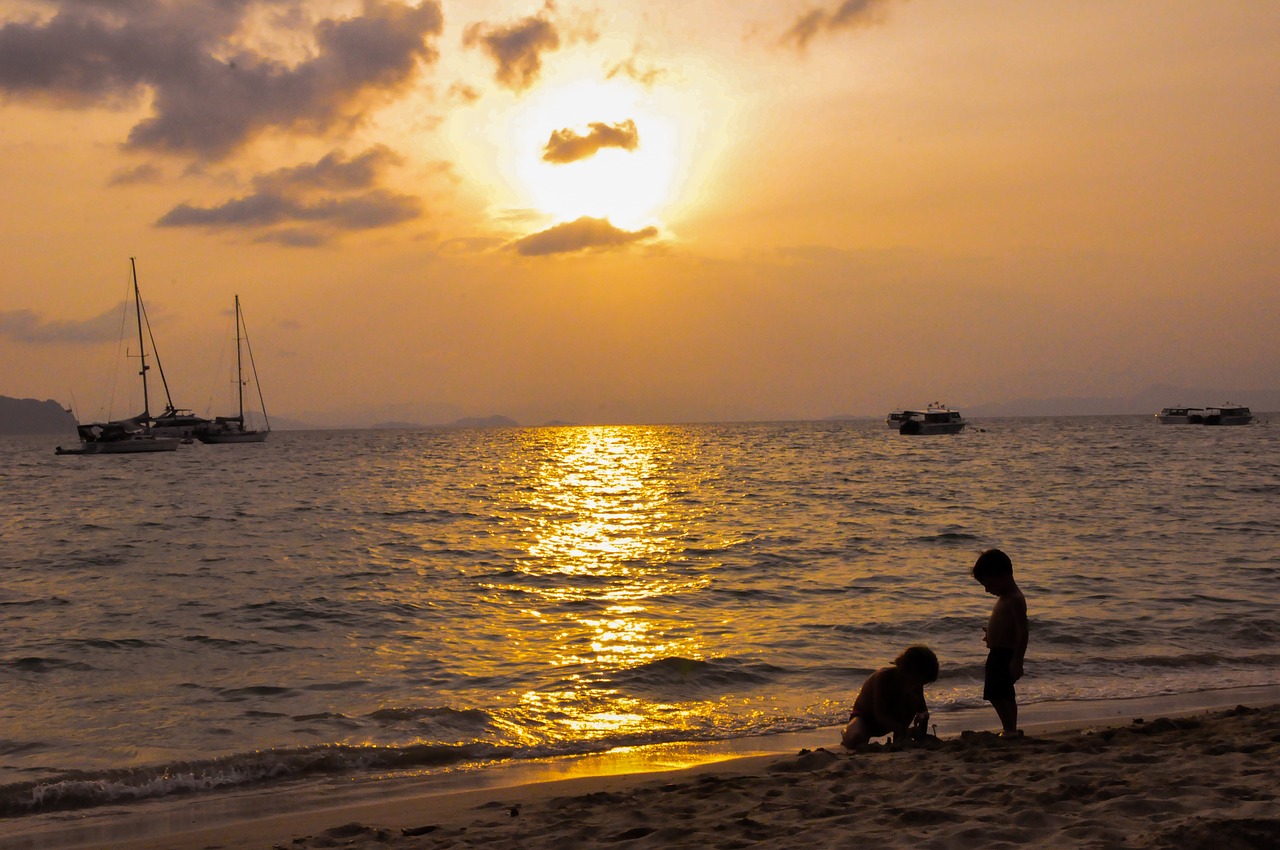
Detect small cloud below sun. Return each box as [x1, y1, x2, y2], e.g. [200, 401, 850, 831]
[511, 216, 658, 256]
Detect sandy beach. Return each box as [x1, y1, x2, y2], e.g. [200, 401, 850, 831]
[52, 703, 1272, 850]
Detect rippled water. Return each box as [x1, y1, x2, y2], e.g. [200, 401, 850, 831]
[1, 417, 1277, 814]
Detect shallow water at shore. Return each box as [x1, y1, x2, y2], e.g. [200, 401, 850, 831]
[1, 416, 1277, 817]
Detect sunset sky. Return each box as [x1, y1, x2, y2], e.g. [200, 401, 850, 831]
[1, 1, 1276, 426]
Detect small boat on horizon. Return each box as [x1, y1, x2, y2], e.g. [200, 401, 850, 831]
[1155, 404, 1252, 426]
[196, 295, 270, 444]
[891, 403, 967, 435]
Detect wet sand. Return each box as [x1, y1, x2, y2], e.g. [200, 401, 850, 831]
[75, 703, 1280, 850]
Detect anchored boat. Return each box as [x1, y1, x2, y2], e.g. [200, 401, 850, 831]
[1202, 404, 1253, 426]
[893, 403, 967, 435]
[56, 259, 183, 455]
[196, 295, 270, 443]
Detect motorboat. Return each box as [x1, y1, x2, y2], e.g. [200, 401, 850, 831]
[896, 404, 967, 435]
[1156, 406, 1204, 425]
[1201, 404, 1253, 426]
[151, 405, 210, 439]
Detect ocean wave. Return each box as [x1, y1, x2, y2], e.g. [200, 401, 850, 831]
[914, 530, 980, 544]
[0, 740, 509, 818]
[827, 615, 981, 638]
[5, 656, 95, 673]
[376, 507, 473, 522]
[0, 739, 49, 756]
[363, 706, 495, 736]
[54, 637, 157, 651]
[216, 685, 298, 700]
[607, 656, 784, 693]
[1172, 615, 1280, 647]
[1112, 651, 1280, 670]
[0, 595, 70, 609]
[0, 720, 836, 818]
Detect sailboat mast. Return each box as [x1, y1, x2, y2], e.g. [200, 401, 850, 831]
[130, 257, 151, 419]
[235, 295, 245, 422]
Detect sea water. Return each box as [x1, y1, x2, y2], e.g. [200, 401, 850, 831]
[1, 417, 1277, 817]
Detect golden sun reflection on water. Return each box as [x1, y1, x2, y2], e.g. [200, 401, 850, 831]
[489, 426, 716, 741]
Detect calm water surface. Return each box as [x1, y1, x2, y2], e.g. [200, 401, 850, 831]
[1, 417, 1277, 814]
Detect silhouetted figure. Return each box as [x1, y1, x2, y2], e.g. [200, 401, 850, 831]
[841, 645, 939, 747]
[972, 548, 1029, 735]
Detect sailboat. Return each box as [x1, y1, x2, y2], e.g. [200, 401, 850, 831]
[197, 295, 270, 444]
[56, 259, 182, 454]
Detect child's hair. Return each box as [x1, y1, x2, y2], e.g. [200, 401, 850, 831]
[894, 645, 939, 683]
[972, 548, 1013, 580]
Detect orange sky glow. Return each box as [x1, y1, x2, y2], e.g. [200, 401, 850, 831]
[1, 1, 1276, 426]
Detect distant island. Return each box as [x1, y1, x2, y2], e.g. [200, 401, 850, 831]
[0, 396, 78, 435]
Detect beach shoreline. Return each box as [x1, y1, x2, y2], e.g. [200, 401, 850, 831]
[5, 686, 1278, 850]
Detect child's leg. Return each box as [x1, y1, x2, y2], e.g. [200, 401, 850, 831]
[841, 716, 874, 748]
[984, 649, 1019, 734]
[991, 697, 1018, 734]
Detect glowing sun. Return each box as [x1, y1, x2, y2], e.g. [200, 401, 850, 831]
[507, 79, 681, 230]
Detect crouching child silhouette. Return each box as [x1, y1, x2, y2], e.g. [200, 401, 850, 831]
[841, 645, 939, 748]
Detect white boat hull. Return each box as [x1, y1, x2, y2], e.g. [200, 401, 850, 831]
[198, 430, 269, 444]
[57, 437, 181, 454]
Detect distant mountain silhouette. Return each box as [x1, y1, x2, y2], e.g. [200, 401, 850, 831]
[447, 415, 519, 429]
[0, 396, 78, 435]
[366, 415, 520, 430]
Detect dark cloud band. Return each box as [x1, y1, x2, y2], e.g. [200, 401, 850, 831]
[0, 1, 445, 160]
[156, 147, 421, 245]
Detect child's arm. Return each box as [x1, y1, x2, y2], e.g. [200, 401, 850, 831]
[1010, 594, 1029, 680]
[909, 686, 929, 736]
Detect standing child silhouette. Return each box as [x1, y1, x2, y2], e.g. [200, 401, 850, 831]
[972, 548, 1028, 735]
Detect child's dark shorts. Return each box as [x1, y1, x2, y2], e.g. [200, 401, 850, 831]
[983, 648, 1016, 701]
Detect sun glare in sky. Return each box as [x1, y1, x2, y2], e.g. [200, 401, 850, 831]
[448, 65, 696, 233]
[514, 79, 682, 229]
